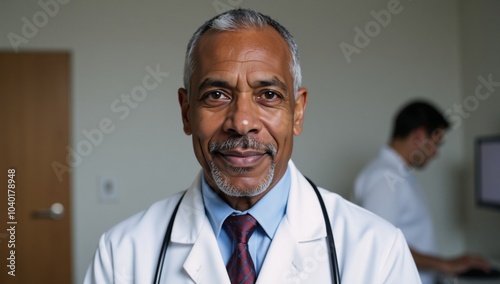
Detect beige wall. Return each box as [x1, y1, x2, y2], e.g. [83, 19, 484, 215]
[460, 0, 500, 258]
[1, 0, 497, 283]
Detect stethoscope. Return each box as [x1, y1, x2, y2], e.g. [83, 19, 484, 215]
[153, 177, 341, 284]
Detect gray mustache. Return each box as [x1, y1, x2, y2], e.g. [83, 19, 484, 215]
[209, 136, 277, 157]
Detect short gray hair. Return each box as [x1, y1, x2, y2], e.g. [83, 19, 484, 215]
[183, 8, 302, 98]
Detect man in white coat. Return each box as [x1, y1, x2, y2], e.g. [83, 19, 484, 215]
[85, 8, 421, 284]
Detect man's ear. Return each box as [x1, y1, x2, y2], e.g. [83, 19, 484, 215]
[293, 87, 308, 136]
[178, 88, 192, 135]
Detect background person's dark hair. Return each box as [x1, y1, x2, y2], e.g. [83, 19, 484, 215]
[391, 100, 450, 140]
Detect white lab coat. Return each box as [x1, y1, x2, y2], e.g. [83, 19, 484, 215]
[85, 161, 421, 283]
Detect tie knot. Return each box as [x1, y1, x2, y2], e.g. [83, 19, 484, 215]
[224, 214, 258, 244]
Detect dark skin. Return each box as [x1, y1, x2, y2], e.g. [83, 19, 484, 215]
[178, 26, 308, 211]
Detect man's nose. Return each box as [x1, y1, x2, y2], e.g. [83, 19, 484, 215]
[223, 95, 262, 136]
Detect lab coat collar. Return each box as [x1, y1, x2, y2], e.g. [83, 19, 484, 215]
[170, 161, 326, 244]
[286, 160, 327, 242]
[170, 171, 206, 244]
[170, 160, 328, 283]
[258, 161, 329, 283]
[170, 172, 230, 283]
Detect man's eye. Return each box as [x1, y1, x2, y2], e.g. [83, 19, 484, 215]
[205, 91, 228, 100]
[261, 91, 280, 100]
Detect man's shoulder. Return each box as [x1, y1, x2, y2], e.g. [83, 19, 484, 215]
[319, 187, 400, 233]
[354, 150, 408, 194]
[290, 161, 399, 234]
[359, 152, 397, 177]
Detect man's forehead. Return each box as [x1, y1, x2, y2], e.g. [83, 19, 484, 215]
[193, 26, 290, 60]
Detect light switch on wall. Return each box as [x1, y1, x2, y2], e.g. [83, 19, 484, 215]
[98, 176, 119, 202]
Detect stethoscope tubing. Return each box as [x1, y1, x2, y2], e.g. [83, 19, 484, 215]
[153, 192, 185, 284]
[306, 177, 341, 284]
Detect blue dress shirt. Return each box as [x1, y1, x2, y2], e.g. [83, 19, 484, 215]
[201, 167, 291, 275]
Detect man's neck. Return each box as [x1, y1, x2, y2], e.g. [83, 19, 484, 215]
[216, 187, 272, 212]
[389, 139, 412, 166]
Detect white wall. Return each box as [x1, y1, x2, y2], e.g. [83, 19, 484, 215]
[1, 0, 486, 282]
[460, 0, 500, 259]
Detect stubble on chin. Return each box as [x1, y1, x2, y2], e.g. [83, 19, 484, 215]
[208, 160, 275, 197]
[207, 136, 277, 197]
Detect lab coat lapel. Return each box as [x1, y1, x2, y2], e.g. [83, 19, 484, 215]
[170, 173, 230, 284]
[182, 223, 230, 284]
[257, 161, 328, 283]
[256, 217, 302, 283]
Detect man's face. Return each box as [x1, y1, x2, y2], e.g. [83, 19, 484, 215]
[178, 26, 307, 198]
[411, 128, 446, 168]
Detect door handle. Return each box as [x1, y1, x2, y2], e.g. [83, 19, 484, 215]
[32, 203, 65, 220]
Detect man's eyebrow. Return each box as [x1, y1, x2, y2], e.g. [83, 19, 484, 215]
[198, 78, 232, 93]
[197, 76, 288, 93]
[252, 76, 287, 92]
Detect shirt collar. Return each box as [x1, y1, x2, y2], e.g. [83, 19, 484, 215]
[381, 145, 414, 176]
[201, 166, 291, 239]
[382, 145, 405, 166]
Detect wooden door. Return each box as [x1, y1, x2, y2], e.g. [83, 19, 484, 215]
[0, 52, 72, 283]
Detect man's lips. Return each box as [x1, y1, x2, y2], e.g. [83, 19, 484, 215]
[216, 149, 268, 167]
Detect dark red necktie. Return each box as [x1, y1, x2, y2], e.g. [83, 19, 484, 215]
[224, 214, 258, 284]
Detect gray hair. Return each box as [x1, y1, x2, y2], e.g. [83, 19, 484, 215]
[183, 8, 302, 98]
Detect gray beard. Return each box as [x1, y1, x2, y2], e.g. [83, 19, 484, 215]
[208, 136, 277, 197]
[209, 160, 275, 197]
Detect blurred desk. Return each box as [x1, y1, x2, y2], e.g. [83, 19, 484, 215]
[439, 258, 500, 284]
[439, 274, 500, 284]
